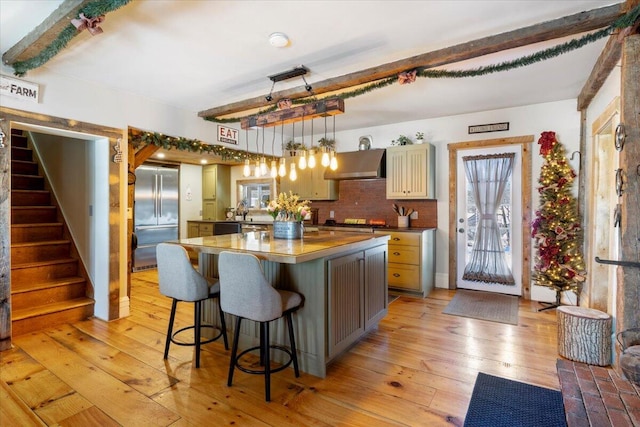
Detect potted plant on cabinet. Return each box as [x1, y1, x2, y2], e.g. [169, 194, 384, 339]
[391, 135, 413, 146]
[415, 132, 424, 144]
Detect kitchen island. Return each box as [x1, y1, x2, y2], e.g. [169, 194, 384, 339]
[173, 230, 389, 378]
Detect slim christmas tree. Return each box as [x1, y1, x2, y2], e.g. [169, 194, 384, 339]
[531, 131, 586, 307]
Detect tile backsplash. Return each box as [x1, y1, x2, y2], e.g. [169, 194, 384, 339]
[309, 179, 437, 228]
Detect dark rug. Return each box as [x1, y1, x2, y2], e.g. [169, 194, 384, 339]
[443, 289, 519, 325]
[464, 373, 566, 427]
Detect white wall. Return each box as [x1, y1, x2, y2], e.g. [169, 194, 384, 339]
[179, 164, 203, 237]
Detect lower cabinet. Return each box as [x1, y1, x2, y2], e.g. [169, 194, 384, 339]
[375, 229, 435, 298]
[327, 244, 387, 359]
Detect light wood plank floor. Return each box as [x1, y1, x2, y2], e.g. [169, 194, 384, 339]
[1, 270, 560, 426]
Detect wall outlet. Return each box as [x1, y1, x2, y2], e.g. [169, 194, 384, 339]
[410, 211, 418, 219]
[330, 210, 335, 218]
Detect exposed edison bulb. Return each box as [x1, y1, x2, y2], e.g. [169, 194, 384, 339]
[254, 160, 261, 177]
[321, 148, 330, 167]
[289, 162, 297, 181]
[308, 150, 316, 168]
[270, 160, 277, 178]
[278, 158, 287, 177]
[330, 151, 338, 170]
[260, 157, 268, 175]
[298, 151, 307, 170]
[242, 159, 251, 177]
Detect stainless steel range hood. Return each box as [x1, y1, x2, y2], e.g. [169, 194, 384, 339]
[323, 149, 386, 180]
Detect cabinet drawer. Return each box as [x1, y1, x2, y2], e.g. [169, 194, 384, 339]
[386, 232, 420, 247]
[199, 223, 213, 236]
[388, 263, 420, 290]
[388, 245, 419, 265]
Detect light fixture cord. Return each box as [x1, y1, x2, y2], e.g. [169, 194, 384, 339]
[332, 115, 336, 145]
[271, 126, 276, 160]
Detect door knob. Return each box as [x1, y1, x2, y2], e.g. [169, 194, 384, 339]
[458, 228, 465, 233]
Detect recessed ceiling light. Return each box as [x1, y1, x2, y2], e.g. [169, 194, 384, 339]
[200, 159, 208, 164]
[269, 32, 289, 48]
[157, 153, 165, 159]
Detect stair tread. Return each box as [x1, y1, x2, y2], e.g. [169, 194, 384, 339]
[12, 276, 86, 294]
[11, 258, 77, 269]
[11, 206, 56, 209]
[11, 173, 42, 178]
[11, 239, 70, 248]
[12, 222, 63, 228]
[12, 189, 49, 194]
[12, 298, 94, 321]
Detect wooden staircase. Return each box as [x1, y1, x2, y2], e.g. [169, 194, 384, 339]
[10, 130, 94, 336]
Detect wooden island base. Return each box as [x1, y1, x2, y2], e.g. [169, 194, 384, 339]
[175, 230, 389, 378]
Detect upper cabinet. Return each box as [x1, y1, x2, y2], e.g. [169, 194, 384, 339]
[386, 144, 435, 199]
[280, 163, 338, 200]
[202, 164, 230, 220]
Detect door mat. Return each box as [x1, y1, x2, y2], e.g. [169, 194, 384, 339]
[443, 290, 519, 325]
[464, 372, 566, 427]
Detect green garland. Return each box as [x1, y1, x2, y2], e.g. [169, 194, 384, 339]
[129, 129, 264, 162]
[11, 0, 132, 77]
[205, 5, 639, 124]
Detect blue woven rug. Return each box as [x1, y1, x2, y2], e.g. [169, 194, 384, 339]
[464, 373, 566, 427]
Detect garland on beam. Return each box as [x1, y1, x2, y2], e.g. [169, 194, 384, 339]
[129, 129, 263, 162]
[205, 5, 640, 125]
[11, 0, 132, 77]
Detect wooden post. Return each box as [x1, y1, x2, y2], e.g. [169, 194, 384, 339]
[558, 306, 612, 366]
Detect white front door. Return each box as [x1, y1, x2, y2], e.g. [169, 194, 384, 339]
[456, 145, 522, 295]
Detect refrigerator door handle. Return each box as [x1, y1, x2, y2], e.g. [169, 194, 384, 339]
[159, 174, 163, 218]
[153, 173, 158, 218]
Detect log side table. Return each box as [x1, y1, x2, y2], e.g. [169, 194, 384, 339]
[557, 306, 612, 366]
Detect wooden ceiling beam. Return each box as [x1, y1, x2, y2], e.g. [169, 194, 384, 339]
[133, 143, 160, 169]
[240, 99, 344, 129]
[578, 0, 639, 110]
[199, 4, 625, 120]
[577, 36, 623, 111]
[2, 0, 92, 66]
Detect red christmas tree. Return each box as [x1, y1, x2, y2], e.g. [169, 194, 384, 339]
[531, 131, 586, 297]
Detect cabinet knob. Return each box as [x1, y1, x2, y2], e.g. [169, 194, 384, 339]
[392, 237, 400, 241]
[393, 252, 401, 256]
[393, 273, 401, 277]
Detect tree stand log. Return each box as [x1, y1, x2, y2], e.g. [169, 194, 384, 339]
[557, 306, 612, 366]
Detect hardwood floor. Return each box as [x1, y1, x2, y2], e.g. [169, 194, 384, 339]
[1, 270, 560, 426]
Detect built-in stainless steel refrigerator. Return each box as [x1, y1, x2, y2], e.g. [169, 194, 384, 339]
[133, 165, 179, 271]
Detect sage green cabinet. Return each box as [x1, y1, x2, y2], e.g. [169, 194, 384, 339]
[202, 164, 230, 220]
[374, 228, 435, 298]
[280, 163, 338, 200]
[327, 244, 387, 359]
[386, 144, 435, 199]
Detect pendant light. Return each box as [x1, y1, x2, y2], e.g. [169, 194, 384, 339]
[270, 127, 278, 178]
[321, 116, 330, 167]
[242, 128, 251, 177]
[259, 126, 268, 175]
[308, 118, 316, 168]
[329, 115, 339, 170]
[289, 162, 297, 181]
[278, 121, 287, 177]
[298, 114, 307, 170]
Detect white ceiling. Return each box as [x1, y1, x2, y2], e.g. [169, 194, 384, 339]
[0, 1, 621, 143]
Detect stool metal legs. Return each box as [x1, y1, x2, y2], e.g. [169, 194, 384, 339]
[227, 312, 300, 402]
[164, 297, 228, 368]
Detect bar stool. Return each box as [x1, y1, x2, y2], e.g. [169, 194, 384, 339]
[218, 251, 302, 402]
[156, 243, 228, 368]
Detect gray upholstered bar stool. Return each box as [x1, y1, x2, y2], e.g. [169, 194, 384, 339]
[156, 243, 228, 368]
[218, 251, 302, 402]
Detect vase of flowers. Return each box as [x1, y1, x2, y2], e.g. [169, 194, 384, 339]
[267, 191, 311, 239]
